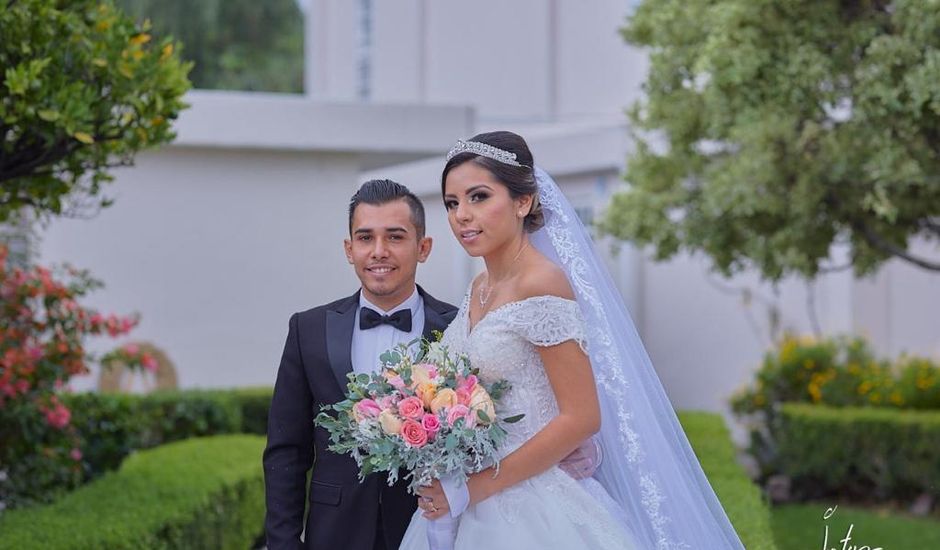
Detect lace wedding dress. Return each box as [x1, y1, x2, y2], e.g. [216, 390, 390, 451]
[399, 290, 637, 550]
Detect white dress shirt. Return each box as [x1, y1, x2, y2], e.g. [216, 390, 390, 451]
[351, 287, 425, 375]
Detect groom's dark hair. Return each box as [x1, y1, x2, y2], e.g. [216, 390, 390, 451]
[349, 179, 426, 238]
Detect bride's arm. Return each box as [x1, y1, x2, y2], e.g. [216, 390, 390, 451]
[417, 337, 600, 519]
[467, 337, 601, 505]
[417, 267, 600, 518]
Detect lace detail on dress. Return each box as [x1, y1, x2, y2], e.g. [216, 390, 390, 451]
[435, 286, 631, 550]
[494, 295, 588, 352]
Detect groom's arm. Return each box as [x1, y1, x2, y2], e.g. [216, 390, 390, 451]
[263, 312, 314, 550]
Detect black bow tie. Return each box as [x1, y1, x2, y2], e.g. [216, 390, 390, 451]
[359, 307, 413, 332]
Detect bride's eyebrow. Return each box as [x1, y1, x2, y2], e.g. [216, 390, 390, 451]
[465, 185, 493, 194]
[444, 184, 494, 200]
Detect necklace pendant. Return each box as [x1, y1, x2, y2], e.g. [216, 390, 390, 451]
[479, 285, 492, 307]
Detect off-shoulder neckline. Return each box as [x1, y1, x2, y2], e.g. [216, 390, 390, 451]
[463, 292, 578, 336]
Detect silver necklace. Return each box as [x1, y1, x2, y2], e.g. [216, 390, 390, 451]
[478, 241, 529, 308]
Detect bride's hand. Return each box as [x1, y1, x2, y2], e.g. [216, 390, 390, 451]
[416, 480, 450, 520]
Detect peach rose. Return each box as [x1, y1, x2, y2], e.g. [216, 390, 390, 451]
[417, 382, 437, 408]
[397, 396, 425, 420]
[378, 409, 403, 435]
[430, 388, 459, 414]
[400, 419, 428, 447]
[469, 385, 496, 425]
[411, 364, 433, 386]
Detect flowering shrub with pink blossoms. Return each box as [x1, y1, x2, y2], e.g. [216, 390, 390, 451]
[315, 337, 523, 493]
[0, 245, 157, 510]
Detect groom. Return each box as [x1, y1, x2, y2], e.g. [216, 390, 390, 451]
[263, 179, 459, 550]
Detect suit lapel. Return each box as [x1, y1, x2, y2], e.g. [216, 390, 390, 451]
[325, 292, 359, 392]
[418, 285, 457, 340]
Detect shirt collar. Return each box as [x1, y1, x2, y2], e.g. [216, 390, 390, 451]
[359, 286, 420, 315]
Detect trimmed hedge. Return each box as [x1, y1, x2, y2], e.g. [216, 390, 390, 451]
[0, 435, 265, 549]
[679, 411, 778, 550]
[63, 387, 272, 481]
[777, 403, 940, 500]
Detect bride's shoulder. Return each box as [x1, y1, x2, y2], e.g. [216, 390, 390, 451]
[517, 258, 574, 302]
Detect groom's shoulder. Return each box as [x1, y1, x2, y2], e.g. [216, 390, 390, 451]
[291, 292, 359, 324]
[418, 287, 459, 319]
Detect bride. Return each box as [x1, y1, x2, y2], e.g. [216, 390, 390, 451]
[399, 131, 744, 549]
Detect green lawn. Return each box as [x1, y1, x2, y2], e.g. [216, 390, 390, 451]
[771, 502, 940, 550]
[678, 412, 777, 549]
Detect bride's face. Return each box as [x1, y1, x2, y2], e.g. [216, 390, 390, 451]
[443, 162, 527, 257]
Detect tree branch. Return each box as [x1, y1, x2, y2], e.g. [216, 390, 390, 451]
[0, 139, 75, 184]
[921, 218, 940, 237]
[853, 220, 940, 271]
[817, 262, 853, 274]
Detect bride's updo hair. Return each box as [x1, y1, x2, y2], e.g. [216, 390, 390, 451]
[441, 130, 545, 233]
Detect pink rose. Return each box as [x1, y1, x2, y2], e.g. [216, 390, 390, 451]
[354, 398, 382, 419]
[446, 404, 475, 428]
[377, 395, 397, 410]
[397, 396, 425, 420]
[70, 448, 83, 461]
[387, 375, 407, 392]
[421, 413, 441, 438]
[458, 374, 478, 393]
[400, 419, 428, 447]
[123, 343, 140, 355]
[456, 388, 472, 407]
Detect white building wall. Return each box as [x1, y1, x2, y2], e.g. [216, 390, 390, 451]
[38, 93, 472, 391]
[42, 148, 359, 389]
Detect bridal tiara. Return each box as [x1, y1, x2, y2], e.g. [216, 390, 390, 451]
[446, 139, 526, 167]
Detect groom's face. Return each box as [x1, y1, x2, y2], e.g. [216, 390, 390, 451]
[344, 199, 432, 309]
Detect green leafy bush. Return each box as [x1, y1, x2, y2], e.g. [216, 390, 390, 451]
[731, 334, 940, 479]
[0, 246, 157, 509]
[776, 404, 940, 501]
[218, 386, 272, 435]
[0, 435, 265, 549]
[64, 389, 244, 480]
[0, 0, 191, 221]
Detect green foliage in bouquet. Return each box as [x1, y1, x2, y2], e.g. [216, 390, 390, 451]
[316, 338, 522, 492]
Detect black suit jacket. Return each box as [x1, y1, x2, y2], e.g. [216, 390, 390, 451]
[263, 286, 458, 550]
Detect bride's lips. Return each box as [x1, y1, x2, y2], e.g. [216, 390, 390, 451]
[459, 229, 482, 244]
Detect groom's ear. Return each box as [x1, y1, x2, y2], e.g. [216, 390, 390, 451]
[417, 236, 432, 263]
[343, 238, 354, 264]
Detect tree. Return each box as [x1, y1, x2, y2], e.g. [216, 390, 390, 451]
[602, 0, 940, 281]
[115, 0, 304, 93]
[0, 0, 191, 222]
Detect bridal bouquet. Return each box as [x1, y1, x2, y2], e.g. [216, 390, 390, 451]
[314, 336, 522, 493]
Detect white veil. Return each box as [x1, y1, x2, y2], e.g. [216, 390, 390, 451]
[530, 167, 745, 549]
